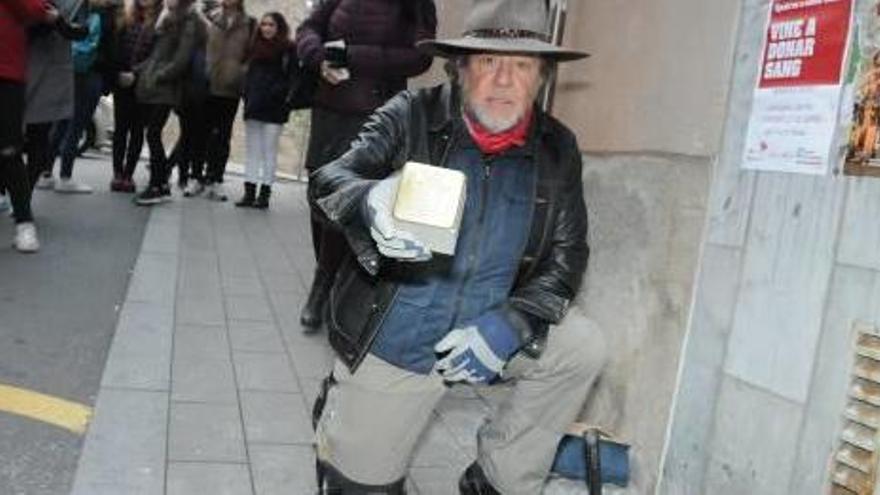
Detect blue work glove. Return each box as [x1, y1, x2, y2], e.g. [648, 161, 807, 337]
[364, 174, 432, 262]
[433, 311, 521, 384]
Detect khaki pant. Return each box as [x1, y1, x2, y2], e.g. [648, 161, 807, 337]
[315, 310, 607, 495]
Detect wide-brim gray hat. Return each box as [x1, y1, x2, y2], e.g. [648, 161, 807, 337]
[417, 0, 589, 62]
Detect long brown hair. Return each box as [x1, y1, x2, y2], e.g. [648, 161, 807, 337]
[248, 12, 290, 61]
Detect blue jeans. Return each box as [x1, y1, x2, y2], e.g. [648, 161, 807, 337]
[57, 72, 104, 178]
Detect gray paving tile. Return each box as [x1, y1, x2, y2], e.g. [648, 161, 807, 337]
[166, 462, 252, 495]
[229, 321, 285, 353]
[174, 324, 229, 360]
[176, 294, 226, 326]
[100, 302, 173, 390]
[286, 342, 335, 380]
[234, 352, 300, 393]
[140, 220, 180, 255]
[168, 403, 246, 463]
[126, 252, 177, 305]
[263, 272, 308, 295]
[241, 391, 312, 444]
[223, 275, 265, 297]
[226, 295, 274, 322]
[218, 254, 259, 277]
[70, 389, 167, 495]
[171, 354, 237, 404]
[250, 444, 316, 495]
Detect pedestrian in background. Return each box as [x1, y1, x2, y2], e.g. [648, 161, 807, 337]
[48, 0, 118, 194]
[295, 0, 437, 332]
[235, 11, 294, 210]
[25, 0, 83, 193]
[197, 0, 255, 202]
[133, 0, 200, 205]
[109, 0, 159, 193]
[0, 0, 58, 252]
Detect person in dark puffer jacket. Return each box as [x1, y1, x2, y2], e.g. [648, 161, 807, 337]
[133, 0, 200, 205]
[235, 11, 294, 210]
[295, 0, 437, 333]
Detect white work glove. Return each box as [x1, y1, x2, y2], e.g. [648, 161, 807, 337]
[364, 174, 431, 262]
[434, 311, 521, 384]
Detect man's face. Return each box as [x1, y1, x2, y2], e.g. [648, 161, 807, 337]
[461, 54, 543, 133]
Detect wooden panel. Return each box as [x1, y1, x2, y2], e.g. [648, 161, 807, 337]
[838, 178, 880, 271]
[724, 172, 847, 402]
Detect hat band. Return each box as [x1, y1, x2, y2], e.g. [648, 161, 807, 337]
[463, 28, 551, 43]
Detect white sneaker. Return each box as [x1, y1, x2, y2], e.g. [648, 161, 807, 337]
[54, 178, 93, 194]
[183, 181, 205, 197]
[0, 194, 9, 213]
[35, 174, 55, 190]
[206, 183, 228, 202]
[13, 222, 39, 253]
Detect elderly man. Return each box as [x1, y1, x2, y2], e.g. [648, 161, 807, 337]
[309, 0, 606, 493]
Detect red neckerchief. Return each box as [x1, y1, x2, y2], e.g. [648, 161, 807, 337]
[463, 108, 533, 155]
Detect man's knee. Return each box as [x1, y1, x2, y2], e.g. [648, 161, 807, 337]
[543, 311, 608, 379]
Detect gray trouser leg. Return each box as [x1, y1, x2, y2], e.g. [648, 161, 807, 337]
[315, 354, 447, 485]
[316, 311, 606, 493]
[478, 310, 608, 495]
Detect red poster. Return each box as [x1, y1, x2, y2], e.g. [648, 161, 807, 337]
[759, 0, 852, 88]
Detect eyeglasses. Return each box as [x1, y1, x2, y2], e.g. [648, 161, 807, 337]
[469, 55, 541, 77]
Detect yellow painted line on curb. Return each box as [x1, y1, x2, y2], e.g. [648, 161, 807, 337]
[0, 384, 92, 435]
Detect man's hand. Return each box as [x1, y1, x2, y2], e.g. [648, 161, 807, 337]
[320, 61, 348, 85]
[118, 72, 136, 88]
[364, 174, 431, 262]
[434, 311, 521, 384]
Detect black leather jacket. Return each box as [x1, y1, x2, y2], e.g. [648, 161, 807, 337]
[310, 83, 589, 372]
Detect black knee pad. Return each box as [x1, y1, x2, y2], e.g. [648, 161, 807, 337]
[317, 461, 406, 495]
[312, 373, 337, 430]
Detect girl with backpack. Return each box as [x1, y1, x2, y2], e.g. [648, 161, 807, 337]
[235, 12, 294, 209]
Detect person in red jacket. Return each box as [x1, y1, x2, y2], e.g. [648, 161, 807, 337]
[0, 0, 58, 252]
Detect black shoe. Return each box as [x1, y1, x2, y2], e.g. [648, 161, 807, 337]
[235, 182, 256, 207]
[301, 269, 331, 332]
[458, 462, 500, 495]
[317, 461, 406, 495]
[135, 186, 170, 206]
[254, 184, 271, 209]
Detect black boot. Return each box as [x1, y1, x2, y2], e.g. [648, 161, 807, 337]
[301, 269, 331, 332]
[458, 462, 501, 495]
[235, 182, 256, 207]
[254, 184, 271, 209]
[317, 461, 406, 495]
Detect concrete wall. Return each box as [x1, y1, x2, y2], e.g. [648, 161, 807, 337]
[554, 0, 741, 155]
[660, 0, 880, 493]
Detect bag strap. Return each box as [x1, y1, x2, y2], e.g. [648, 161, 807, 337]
[584, 429, 602, 495]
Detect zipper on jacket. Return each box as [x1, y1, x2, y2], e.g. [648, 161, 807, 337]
[449, 156, 492, 327]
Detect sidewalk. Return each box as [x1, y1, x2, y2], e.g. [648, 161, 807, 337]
[67, 175, 590, 495]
